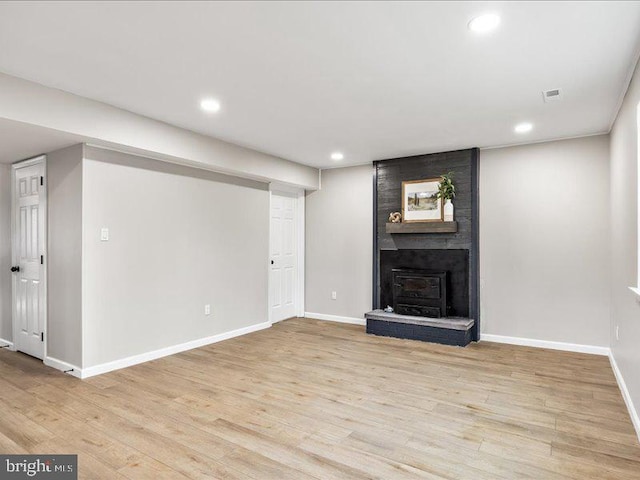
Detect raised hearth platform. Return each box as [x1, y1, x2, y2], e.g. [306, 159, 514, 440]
[365, 310, 474, 346]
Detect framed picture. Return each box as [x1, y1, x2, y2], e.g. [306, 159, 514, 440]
[402, 178, 443, 222]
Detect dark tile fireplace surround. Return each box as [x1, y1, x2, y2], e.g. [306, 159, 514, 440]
[366, 148, 479, 346]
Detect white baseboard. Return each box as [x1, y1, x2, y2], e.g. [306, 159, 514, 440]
[609, 353, 640, 442]
[44, 356, 83, 379]
[480, 333, 610, 356]
[0, 337, 15, 351]
[80, 321, 271, 379]
[304, 312, 366, 326]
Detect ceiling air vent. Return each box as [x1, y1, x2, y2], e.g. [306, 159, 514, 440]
[542, 88, 562, 103]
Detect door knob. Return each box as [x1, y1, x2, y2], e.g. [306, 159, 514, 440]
[10, 266, 19, 273]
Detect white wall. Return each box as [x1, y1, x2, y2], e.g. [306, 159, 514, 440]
[610, 58, 640, 430]
[0, 164, 11, 342]
[47, 144, 84, 367]
[305, 165, 373, 320]
[480, 136, 611, 347]
[81, 147, 269, 368]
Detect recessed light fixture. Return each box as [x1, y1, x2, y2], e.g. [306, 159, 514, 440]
[468, 14, 501, 33]
[514, 122, 533, 134]
[200, 98, 221, 113]
[331, 152, 344, 161]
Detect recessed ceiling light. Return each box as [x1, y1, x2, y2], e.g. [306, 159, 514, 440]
[331, 152, 344, 161]
[468, 14, 501, 33]
[514, 122, 533, 133]
[200, 98, 221, 113]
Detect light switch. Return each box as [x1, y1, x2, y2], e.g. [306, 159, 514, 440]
[101, 228, 109, 241]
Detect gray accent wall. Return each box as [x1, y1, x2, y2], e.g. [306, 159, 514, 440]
[480, 135, 611, 347]
[376, 150, 477, 252]
[610, 59, 640, 425]
[0, 164, 11, 342]
[305, 165, 373, 319]
[81, 147, 269, 368]
[48, 144, 84, 366]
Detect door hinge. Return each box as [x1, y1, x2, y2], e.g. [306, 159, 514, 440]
[41, 332, 44, 342]
[40, 255, 44, 265]
[40, 176, 44, 186]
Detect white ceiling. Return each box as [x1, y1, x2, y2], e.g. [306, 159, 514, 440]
[0, 119, 82, 164]
[0, 1, 639, 168]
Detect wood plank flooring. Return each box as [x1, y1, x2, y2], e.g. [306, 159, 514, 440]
[1, 318, 639, 479]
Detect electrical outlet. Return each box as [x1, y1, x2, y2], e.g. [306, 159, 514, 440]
[331, 291, 337, 300]
[616, 325, 620, 341]
[100, 227, 109, 241]
[205, 304, 211, 316]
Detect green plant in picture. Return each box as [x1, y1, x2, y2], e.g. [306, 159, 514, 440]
[437, 172, 455, 200]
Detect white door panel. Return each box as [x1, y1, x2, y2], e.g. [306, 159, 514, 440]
[12, 160, 46, 360]
[270, 191, 298, 322]
[271, 269, 282, 308]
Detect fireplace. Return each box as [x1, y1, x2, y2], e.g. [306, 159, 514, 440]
[380, 249, 469, 318]
[369, 248, 473, 346]
[369, 147, 479, 345]
[392, 269, 448, 318]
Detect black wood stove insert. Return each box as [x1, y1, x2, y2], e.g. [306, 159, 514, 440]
[392, 269, 448, 318]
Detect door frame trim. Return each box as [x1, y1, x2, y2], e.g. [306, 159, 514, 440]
[268, 183, 305, 324]
[11, 155, 48, 360]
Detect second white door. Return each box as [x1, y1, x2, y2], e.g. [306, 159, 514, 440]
[270, 191, 298, 322]
[12, 158, 46, 360]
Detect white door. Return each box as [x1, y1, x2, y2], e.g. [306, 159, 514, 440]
[270, 191, 298, 322]
[12, 158, 46, 360]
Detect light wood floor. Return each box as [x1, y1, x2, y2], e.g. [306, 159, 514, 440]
[1, 318, 639, 479]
